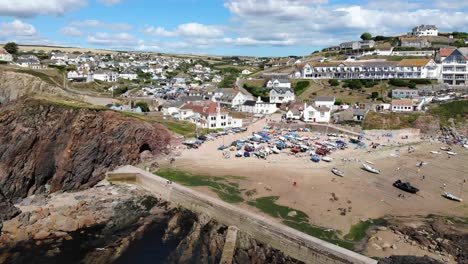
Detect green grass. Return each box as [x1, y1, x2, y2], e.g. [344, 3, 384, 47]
[14, 69, 55, 85]
[429, 100, 468, 127]
[294, 80, 310, 95]
[344, 218, 388, 242]
[161, 120, 196, 137]
[248, 196, 309, 222]
[248, 196, 356, 249]
[362, 111, 422, 130]
[156, 168, 244, 203]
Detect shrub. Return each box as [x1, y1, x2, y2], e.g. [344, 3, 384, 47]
[371, 92, 379, 99]
[328, 79, 340, 86]
[135, 101, 150, 112]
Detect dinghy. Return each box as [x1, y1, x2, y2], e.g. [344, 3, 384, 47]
[440, 146, 451, 151]
[322, 157, 333, 162]
[393, 180, 419, 193]
[447, 151, 457, 156]
[442, 192, 463, 202]
[362, 163, 380, 174]
[430, 151, 441, 155]
[331, 168, 344, 177]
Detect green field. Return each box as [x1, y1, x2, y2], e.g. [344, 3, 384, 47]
[156, 168, 245, 203]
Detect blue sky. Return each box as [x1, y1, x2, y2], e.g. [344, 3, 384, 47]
[0, 0, 467, 56]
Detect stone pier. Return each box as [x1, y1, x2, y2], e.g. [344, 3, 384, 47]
[107, 166, 377, 264]
[219, 226, 239, 264]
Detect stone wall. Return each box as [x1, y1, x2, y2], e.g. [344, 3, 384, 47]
[107, 166, 377, 264]
[363, 128, 420, 138]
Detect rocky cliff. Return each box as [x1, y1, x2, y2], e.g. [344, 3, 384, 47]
[0, 70, 67, 104]
[0, 97, 172, 200]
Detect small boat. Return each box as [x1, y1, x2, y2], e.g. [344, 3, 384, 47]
[235, 151, 242, 158]
[393, 180, 419, 193]
[331, 168, 344, 177]
[430, 151, 441, 155]
[271, 147, 280, 154]
[440, 146, 452, 151]
[447, 151, 457, 156]
[362, 163, 380, 174]
[442, 192, 463, 202]
[366, 160, 375, 165]
[311, 155, 320, 162]
[464, 144, 468, 149]
[322, 157, 333, 162]
[390, 153, 400, 158]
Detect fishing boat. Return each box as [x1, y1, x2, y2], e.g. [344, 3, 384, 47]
[362, 163, 380, 174]
[442, 192, 463, 202]
[440, 146, 452, 151]
[447, 151, 457, 156]
[322, 157, 333, 162]
[430, 151, 441, 155]
[393, 180, 419, 193]
[331, 168, 344, 177]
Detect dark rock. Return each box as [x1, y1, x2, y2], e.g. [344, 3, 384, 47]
[378, 255, 444, 264]
[0, 189, 21, 226]
[0, 98, 172, 200]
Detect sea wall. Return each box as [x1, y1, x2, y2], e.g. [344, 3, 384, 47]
[363, 128, 421, 138]
[107, 166, 377, 264]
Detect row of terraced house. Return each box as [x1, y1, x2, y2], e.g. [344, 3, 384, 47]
[295, 48, 468, 86]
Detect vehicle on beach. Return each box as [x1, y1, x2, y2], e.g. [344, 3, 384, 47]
[362, 163, 380, 174]
[331, 167, 344, 177]
[311, 155, 320, 162]
[442, 192, 463, 202]
[393, 180, 419, 193]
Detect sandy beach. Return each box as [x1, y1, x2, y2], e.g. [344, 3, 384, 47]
[170, 115, 468, 235]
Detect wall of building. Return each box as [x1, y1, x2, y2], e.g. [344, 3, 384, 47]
[107, 166, 376, 264]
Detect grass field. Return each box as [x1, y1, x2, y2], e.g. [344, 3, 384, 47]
[429, 100, 468, 127]
[156, 168, 245, 203]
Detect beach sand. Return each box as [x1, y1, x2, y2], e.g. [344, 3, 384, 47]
[170, 116, 468, 234]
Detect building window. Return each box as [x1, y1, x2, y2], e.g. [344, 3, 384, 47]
[210, 124, 215, 128]
[211, 116, 216, 121]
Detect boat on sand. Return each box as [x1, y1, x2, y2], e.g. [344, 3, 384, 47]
[322, 157, 333, 162]
[362, 163, 380, 174]
[393, 180, 419, 193]
[331, 168, 344, 177]
[442, 192, 463, 202]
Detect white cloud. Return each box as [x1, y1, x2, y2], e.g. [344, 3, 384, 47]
[0, 0, 87, 18]
[87, 32, 142, 47]
[70, 19, 131, 31]
[143, 23, 224, 38]
[143, 26, 177, 37]
[59, 26, 83, 36]
[0, 20, 37, 39]
[96, 0, 122, 6]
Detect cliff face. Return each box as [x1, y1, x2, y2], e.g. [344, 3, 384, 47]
[0, 98, 172, 199]
[0, 70, 66, 104]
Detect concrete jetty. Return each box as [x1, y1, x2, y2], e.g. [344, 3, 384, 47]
[107, 165, 377, 264]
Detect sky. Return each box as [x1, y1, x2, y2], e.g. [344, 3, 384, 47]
[0, 0, 467, 57]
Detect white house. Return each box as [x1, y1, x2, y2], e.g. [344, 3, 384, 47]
[119, 70, 138, 80]
[269, 87, 295, 104]
[50, 52, 68, 61]
[94, 70, 118, 82]
[266, 79, 291, 89]
[302, 103, 331, 123]
[0, 49, 13, 62]
[240, 97, 277, 114]
[391, 99, 414, 112]
[180, 101, 242, 129]
[241, 69, 252, 75]
[439, 48, 468, 86]
[411, 25, 438, 37]
[212, 88, 252, 107]
[67, 70, 93, 82]
[314, 96, 335, 109]
[285, 103, 303, 120]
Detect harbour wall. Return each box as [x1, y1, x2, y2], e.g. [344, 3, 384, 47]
[106, 165, 377, 264]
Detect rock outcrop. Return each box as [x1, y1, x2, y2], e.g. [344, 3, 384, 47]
[0, 189, 21, 229]
[0, 97, 172, 199]
[0, 70, 66, 104]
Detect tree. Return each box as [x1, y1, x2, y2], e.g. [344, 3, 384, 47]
[135, 101, 150, 112]
[3, 42, 18, 54]
[371, 92, 379, 99]
[360, 32, 372, 41]
[328, 79, 339, 86]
